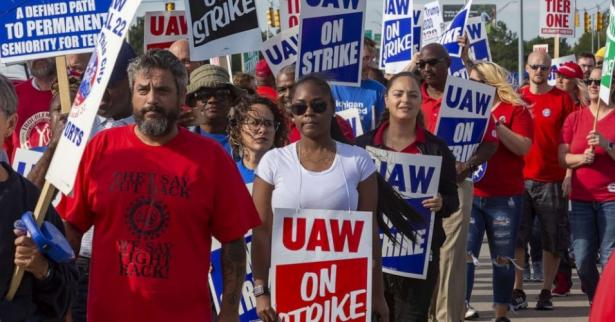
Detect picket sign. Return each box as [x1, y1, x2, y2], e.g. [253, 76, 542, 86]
[367, 147, 441, 279]
[434, 75, 495, 163]
[271, 208, 373, 321]
[143, 10, 188, 51]
[378, 0, 414, 74]
[6, 0, 142, 300]
[600, 4, 615, 105]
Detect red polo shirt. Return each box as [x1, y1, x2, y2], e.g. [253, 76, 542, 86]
[373, 121, 425, 153]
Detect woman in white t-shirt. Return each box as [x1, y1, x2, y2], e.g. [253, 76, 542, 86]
[251, 75, 390, 322]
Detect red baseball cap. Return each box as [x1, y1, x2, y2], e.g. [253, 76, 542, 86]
[556, 61, 584, 79]
[256, 59, 273, 78]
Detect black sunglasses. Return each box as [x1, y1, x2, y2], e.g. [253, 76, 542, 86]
[192, 87, 232, 101]
[418, 58, 445, 69]
[584, 78, 601, 86]
[290, 99, 328, 116]
[529, 64, 550, 71]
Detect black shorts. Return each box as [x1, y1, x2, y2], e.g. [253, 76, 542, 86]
[516, 180, 570, 254]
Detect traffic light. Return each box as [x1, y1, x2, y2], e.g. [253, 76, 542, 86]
[597, 12, 603, 31]
[575, 10, 579, 27]
[584, 11, 590, 33]
[273, 9, 281, 28]
[165, 2, 175, 11]
[266, 7, 274, 27]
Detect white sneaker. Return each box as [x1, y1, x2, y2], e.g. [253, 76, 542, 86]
[531, 261, 544, 282]
[465, 304, 479, 320]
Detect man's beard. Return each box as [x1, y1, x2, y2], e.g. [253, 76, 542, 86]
[135, 105, 179, 137]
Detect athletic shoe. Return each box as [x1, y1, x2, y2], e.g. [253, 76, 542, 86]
[536, 289, 554, 310]
[531, 261, 544, 282]
[464, 304, 479, 320]
[495, 317, 511, 322]
[511, 289, 528, 310]
[552, 272, 572, 297]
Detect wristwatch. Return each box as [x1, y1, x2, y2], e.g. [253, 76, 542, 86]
[254, 285, 269, 297]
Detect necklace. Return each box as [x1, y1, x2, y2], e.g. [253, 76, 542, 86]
[297, 140, 336, 166]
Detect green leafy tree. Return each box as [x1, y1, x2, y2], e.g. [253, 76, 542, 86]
[487, 21, 519, 72]
[128, 17, 145, 56]
[572, 30, 607, 56]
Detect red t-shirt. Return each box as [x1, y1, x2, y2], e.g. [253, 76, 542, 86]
[474, 102, 534, 197]
[561, 108, 615, 202]
[521, 86, 575, 182]
[420, 83, 498, 142]
[288, 115, 355, 143]
[373, 120, 425, 153]
[589, 254, 615, 321]
[59, 125, 261, 322]
[8, 79, 53, 161]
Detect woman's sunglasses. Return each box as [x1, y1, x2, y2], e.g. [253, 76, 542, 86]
[290, 99, 328, 116]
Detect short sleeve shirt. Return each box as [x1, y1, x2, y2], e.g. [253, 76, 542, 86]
[256, 141, 376, 211]
[60, 125, 260, 322]
[561, 108, 615, 202]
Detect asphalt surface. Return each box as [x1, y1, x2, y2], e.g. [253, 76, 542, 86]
[465, 241, 591, 322]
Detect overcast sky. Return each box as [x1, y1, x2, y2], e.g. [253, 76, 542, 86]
[137, 0, 612, 46]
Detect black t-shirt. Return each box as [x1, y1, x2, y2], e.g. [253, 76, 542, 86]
[0, 162, 77, 322]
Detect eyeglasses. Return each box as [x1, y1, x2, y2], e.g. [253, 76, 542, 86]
[470, 78, 485, 84]
[290, 99, 328, 115]
[243, 117, 279, 131]
[529, 64, 550, 72]
[417, 58, 445, 69]
[192, 88, 232, 101]
[584, 78, 601, 86]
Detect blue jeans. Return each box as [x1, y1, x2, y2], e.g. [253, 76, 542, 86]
[466, 195, 522, 305]
[570, 200, 615, 300]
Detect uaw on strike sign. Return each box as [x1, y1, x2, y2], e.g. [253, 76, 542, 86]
[272, 208, 372, 321]
[0, 0, 112, 63]
[296, 0, 367, 86]
[539, 0, 575, 38]
[367, 147, 441, 279]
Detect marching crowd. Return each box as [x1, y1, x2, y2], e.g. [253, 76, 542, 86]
[1, 32, 615, 322]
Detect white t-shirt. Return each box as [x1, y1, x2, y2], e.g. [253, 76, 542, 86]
[256, 141, 376, 211]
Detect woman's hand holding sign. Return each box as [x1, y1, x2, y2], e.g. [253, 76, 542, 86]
[423, 193, 444, 213]
[255, 292, 277, 322]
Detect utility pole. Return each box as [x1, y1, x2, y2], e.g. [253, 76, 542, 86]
[518, 0, 524, 87]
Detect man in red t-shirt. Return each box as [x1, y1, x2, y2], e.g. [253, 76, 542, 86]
[60, 50, 261, 322]
[513, 51, 576, 311]
[416, 43, 498, 322]
[6, 58, 56, 161]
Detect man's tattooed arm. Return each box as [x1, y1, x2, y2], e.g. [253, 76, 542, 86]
[219, 238, 247, 320]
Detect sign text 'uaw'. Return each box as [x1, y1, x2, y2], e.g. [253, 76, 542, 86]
[367, 147, 441, 279]
[271, 208, 373, 322]
[296, 0, 367, 86]
[434, 75, 495, 163]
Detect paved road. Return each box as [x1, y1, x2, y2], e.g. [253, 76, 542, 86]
[467, 242, 590, 321]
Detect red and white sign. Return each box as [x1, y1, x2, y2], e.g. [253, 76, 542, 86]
[539, 0, 575, 38]
[271, 208, 372, 322]
[144, 11, 188, 51]
[280, 0, 301, 30]
[533, 43, 549, 54]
